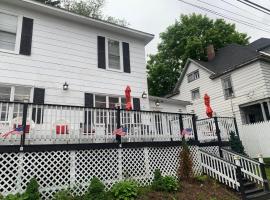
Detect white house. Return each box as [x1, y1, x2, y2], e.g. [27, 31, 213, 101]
[168, 39, 270, 157]
[0, 0, 159, 113]
[169, 39, 270, 126]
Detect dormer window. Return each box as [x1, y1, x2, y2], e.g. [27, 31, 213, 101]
[187, 70, 199, 83]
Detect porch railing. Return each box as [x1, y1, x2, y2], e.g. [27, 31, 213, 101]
[0, 101, 237, 145]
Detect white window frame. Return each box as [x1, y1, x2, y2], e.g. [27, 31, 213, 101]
[105, 37, 123, 72]
[191, 88, 200, 101]
[0, 9, 23, 54]
[187, 70, 200, 83]
[221, 75, 234, 100]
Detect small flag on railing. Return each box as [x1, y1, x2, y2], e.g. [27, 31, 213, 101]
[1, 126, 24, 138]
[113, 127, 127, 136]
[180, 128, 192, 137]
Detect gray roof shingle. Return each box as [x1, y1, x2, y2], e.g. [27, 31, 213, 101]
[248, 38, 270, 51]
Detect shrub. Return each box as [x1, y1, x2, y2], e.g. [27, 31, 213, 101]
[25, 178, 40, 200]
[161, 176, 178, 192]
[152, 169, 179, 192]
[111, 180, 138, 200]
[178, 137, 193, 181]
[151, 169, 163, 191]
[195, 175, 209, 183]
[53, 189, 74, 200]
[3, 193, 27, 200]
[229, 131, 245, 155]
[85, 177, 107, 200]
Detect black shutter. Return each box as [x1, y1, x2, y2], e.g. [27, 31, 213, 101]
[97, 36, 106, 69]
[20, 17, 33, 56]
[32, 88, 45, 124]
[133, 98, 141, 111]
[123, 42, 131, 73]
[84, 93, 94, 133]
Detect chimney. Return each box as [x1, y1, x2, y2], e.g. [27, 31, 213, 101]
[207, 44, 215, 61]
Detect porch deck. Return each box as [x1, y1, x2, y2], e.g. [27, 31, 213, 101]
[0, 101, 237, 145]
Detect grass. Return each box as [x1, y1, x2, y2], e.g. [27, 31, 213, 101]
[263, 158, 270, 181]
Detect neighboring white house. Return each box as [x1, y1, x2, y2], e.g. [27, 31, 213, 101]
[169, 39, 270, 126]
[149, 95, 191, 113]
[0, 0, 156, 113]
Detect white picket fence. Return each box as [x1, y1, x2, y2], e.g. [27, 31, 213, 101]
[239, 121, 270, 158]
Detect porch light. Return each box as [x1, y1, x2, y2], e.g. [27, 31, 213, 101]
[142, 91, 147, 99]
[155, 100, 160, 107]
[63, 82, 69, 91]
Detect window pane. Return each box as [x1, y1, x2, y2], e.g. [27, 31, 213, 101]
[0, 13, 17, 51]
[191, 89, 200, 100]
[14, 86, 31, 102]
[0, 31, 16, 51]
[0, 86, 11, 101]
[121, 97, 126, 109]
[109, 97, 119, 108]
[95, 95, 106, 108]
[108, 39, 120, 70]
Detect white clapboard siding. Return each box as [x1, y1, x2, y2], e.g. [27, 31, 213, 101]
[173, 60, 268, 127]
[0, 2, 149, 107]
[239, 121, 270, 158]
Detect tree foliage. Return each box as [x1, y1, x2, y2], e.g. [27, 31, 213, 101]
[34, 0, 129, 27]
[229, 131, 245, 155]
[178, 137, 193, 181]
[147, 14, 250, 96]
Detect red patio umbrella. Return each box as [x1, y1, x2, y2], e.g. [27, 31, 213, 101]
[125, 86, 132, 111]
[204, 93, 213, 118]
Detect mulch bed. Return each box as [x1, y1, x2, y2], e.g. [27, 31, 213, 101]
[138, 179, 240, 200]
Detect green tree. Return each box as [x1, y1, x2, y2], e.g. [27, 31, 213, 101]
[147, 14, 250, 96]
[34, 0, 129, 27]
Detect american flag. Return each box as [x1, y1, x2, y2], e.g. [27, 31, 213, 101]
[1, 126, 24, 138]
[180, 128, 192, 137]
[113, 127, 127, 136]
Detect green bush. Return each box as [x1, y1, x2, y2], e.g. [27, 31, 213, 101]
[85, 177, 107, 200]
[53, 189, 74, 200]
[229, 131, 245, 155]
[111, 180, 138, 200]
[25, 178, 40, 200]
[3, 193, 27, 200]
[195, 175, 209, 183]
[151, 169, 179, 192]
[161, 176, 178, 192]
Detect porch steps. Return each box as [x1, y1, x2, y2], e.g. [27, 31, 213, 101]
[246, 191, 270, 200]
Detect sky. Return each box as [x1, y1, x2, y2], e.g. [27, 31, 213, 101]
[103, 0, 270, 56]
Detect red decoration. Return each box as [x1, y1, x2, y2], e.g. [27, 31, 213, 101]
[56, 125, 69, 134]
[204, 93, 213, 118]
[125, 86, 132, 111]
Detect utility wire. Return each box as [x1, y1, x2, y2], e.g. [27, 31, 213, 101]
[240, 0, 270, 13]
[177, 0, 270, 34]
[197, 0, 270, 29]
[236, 0, 270, 15]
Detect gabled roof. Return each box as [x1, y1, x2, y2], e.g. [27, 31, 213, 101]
[170, 38, 270, 97]
[2, 0, 154, 45]
[195, 44, 260, 78]
[248, 38, 270, 51]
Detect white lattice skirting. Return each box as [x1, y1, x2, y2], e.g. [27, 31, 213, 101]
[0, 145, 219, 199]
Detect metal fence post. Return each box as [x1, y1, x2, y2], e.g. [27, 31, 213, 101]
[179, 114, 184, 134]
[192, 114, 198, 142]
[258, 154, 270, 192]
[235, 155, 246, 200]
[214, 117, 223, 158]
[20, 103, 28, 151]
[233, 117, 240, 137]
[116, 106, 121, 144]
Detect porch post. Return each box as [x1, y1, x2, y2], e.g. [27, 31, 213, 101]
[116, 106, 121, 144]
[260, 102, 267, 121]
[267, 101, 270, 117]
[20, 103, 28, 151]
[214, 117, 223, 158]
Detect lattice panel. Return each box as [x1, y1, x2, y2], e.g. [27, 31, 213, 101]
[0, 145, 210, 200]
[0, 153, 20, 195]
[21, 151, 71, 200]
[74, 149, 119, 195]
[200, 146, 219, 156]
[122, 148, 149, 185]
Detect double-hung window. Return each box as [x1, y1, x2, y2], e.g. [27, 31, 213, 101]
[191, 88, 200, 100]
[222, 76, 234, 99]
[187, 70, 200, 83]
[0, 12, 20, 52]
[108, 39, 121, 70]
